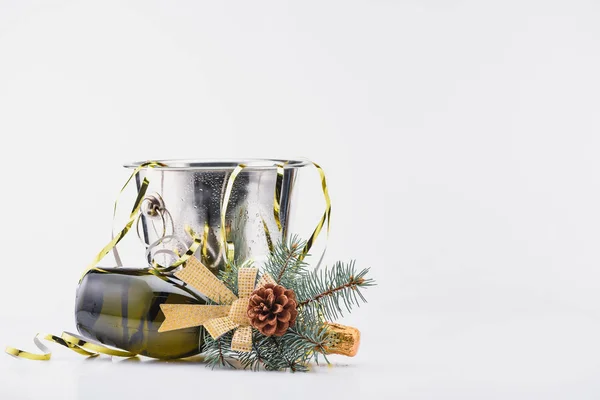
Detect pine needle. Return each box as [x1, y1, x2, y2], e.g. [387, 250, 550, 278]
[294, 260, 375, 321]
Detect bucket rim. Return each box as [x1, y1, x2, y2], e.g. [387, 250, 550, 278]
[124, 158, 311, 171]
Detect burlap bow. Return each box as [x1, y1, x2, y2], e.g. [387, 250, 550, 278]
[158, 256, 276, 352]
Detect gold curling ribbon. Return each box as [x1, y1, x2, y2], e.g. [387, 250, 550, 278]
[220, 164, 246, 265]
[273, 162, 286, 232]
[219, 160, 331, 268]
[159, 256, 274, 352]
[111, 161, 167, 267]
[258, 162, 286, 254]
[300, 161, 331, 263]
[202, 220, 210, 264]
[79, 162, 159, 281]
[226, 160, 331, 264]
[5, 332, 135, 361]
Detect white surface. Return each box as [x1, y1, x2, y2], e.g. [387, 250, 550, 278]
[1, 1, 600, 399]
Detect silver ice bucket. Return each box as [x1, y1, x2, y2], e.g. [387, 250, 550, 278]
[125, 159, 312, 272]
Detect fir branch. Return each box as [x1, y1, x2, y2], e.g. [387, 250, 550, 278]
[241, 334, 282, 371]
[239, 330, 313, 372]
[285, 316, 335, 365]
[295, 260, 374, 321]
[263, 235, 308, 288]
[238, 330, 269, 371]
[202, 331, 236, 369]
[266, 337, 309, 372]
[297, 279, 361, 307]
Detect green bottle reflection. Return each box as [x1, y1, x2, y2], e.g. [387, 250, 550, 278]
[75, 268, 206, 359]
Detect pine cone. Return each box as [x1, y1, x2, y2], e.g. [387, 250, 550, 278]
[247, 283, 298, 336]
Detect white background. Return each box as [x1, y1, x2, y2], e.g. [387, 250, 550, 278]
[1, 1, 600, 399]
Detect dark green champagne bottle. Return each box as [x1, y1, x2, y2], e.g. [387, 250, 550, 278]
[75, 268, 206, 359]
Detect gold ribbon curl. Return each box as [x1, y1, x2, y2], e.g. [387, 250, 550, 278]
[220, 164, 245, 265]
[222, 160, 330, 266]
[5, 332, 136, 361]
[159, 256, 276, 352]
[79, 161, 165, 281]
[300, 161, 331, 262]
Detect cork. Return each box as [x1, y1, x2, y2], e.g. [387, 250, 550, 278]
[323, 322, 361, 357]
